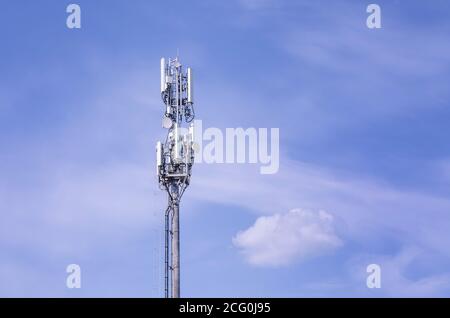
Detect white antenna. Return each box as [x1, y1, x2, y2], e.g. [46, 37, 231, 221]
[187, 68, 193, 104]
[160, 57, 167, 93]
[156, 56, 196, 298]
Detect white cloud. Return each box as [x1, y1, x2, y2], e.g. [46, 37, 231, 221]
[232, 209, 342, 267]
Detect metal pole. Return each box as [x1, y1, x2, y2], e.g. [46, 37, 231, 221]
[164, 204, 170, 298]
[172, 200, 180, 298]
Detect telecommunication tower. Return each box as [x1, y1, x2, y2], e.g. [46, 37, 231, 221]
[156, 56, 195, 298]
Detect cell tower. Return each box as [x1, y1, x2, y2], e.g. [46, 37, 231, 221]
[156, 56, 195, 298]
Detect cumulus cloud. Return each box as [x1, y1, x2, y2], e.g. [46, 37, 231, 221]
[232, 209, 343, 267]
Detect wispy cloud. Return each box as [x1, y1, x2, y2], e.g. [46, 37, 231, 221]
[348, 247, 450, 297]
[189, 156, 450, 294]
[0, 59, 166, 296]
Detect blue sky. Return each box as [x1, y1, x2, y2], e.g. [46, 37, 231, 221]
[1, 0, 450, 297]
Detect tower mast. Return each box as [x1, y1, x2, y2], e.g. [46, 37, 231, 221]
[156, 56, 195, 298]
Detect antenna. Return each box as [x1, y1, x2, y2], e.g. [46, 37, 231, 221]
[156, 56, 196, 298]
